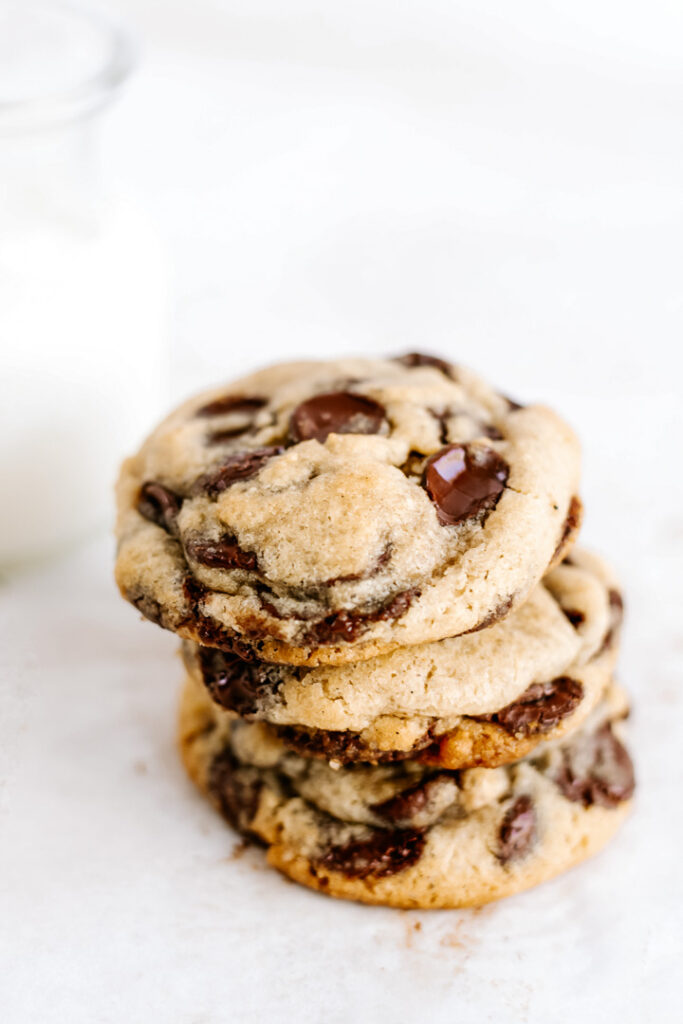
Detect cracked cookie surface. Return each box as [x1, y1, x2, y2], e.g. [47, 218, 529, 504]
[116, 356, 581, 664]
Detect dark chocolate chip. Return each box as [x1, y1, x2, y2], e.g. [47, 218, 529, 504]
[393, 352, 454, 375]
[318, 828, 426, 879]
[502, 394, 524, 411]
[431, 408, 504, 446]
[498, 795, 536, 863]
[323, 544, 392, 586]
[476, 677, 584, 738]
[464, 596, 514, 634]
[562, 608, 585, 627]
[422, 444, 508, 526]
[597, 589, 625, 656]
[209, 748, 264, 840]
[481, 423, 504, 441]
[554, 722, 635, 808]
[137, 482, 183, 536]
[207, 426, 254, 445]
[192, 447, 283, 497]
[185, 535, 258, 572]
[371, 775, 453, 825]
[290, 392, 387, 444]
[609, 588, 624, 622]
[127, 588, 164, 626]
[182, 576, 259, 659]
[276, 724, 434, 765]
[305, 588, 417, 644]
[198, 647, 281, 717]
[551, 496, 582, 562]
[196, 395, 267, 417]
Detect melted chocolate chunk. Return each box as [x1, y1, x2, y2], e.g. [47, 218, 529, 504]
[185, 535, 258, 572]
[551, 496, 582, 562]
[562, 608, 585, 627]
[323, 544, 392, 586]
[192, 447, 283, 498]
[290, 392, 387, 444]
[597, 589, 624, 655]
[127, 588, 164, 626]
[305, 588, 417, 645]
[209, 749, 264, 840]
[481, 424, 504, 441]
[182, 576, 259, 659]
[393, 352, 454, 375]
[277, 724, 434, 765]
[501, 394, 524, 412]
[137, 482, 183, 535]
[319, 828, 426, 879]
[198, 647, 281, 716]
[371, 774, 453, 824]
[498, 795, 536, 863]
[207, 426, 253, 444]
[464, 596, 514, 634]
[196, 395, 267, 417]
[422, 444, 508, 526]
[554, 722, 635, 808]
[431, 408, 504, 447]
[477, 677, 584, 738]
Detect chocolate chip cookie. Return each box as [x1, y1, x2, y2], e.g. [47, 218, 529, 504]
[179, 673, 634, 909]
[181, 549, 621, 768]
[116, 356, 581, 664]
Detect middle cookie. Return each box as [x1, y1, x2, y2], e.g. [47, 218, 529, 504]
[183, 549, 623, 770]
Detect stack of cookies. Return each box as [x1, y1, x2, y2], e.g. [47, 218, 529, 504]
[115, 355, 634, 908]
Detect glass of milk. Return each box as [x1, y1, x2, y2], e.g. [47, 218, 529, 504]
[0, 2, 167, 569]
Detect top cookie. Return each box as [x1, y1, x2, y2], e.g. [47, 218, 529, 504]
[115, 355, 581, 665]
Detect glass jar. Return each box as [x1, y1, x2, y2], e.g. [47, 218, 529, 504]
[0, 2, 167, 569]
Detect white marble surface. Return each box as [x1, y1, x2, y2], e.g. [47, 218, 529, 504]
[2, 0, 683, 1019]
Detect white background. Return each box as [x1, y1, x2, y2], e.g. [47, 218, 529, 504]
[2, 1, 682, 1020]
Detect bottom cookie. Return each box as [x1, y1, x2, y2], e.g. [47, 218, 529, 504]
[179, 673, 634, 909]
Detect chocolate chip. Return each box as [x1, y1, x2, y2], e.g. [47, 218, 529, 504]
[185, 535, 258, 571]
[481, 424, 504, 441]
[277, 724, 434, 765]
[305, 588, 417, 644]
[393, 352, 454, 375]
[554, 722, 635, 808]
[207, 426, 254, 444]
[498, 795, 536, 863]
[318, 828, 426, 879]
[209, 749, 264, 840]
[192, 447, 283, 497]
[597, 589, 624, 655]
[196, 395, 267, 417]
[371, 775, 452, 825]
[182, 576, 259, 659]
[137, 482, 182, 535]
[323, 544, 392, 586]
[422, 444, 508, 526]
[464, 595, 514, 634]
[562, 609, 585, 627]
[290, 392, 387, 444]
[127, 588, 164, 626]
[502, 394, 524, 411]
[198, 647, 280, 716]
[609, 588, 624, 622]
[477, 677, 584, 738]
[551, 496, 582, 563]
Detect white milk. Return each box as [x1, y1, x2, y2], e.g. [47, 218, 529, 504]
[0, 5, 166, 567]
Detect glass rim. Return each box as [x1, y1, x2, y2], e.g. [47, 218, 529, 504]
[0, 1, 136, 135]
